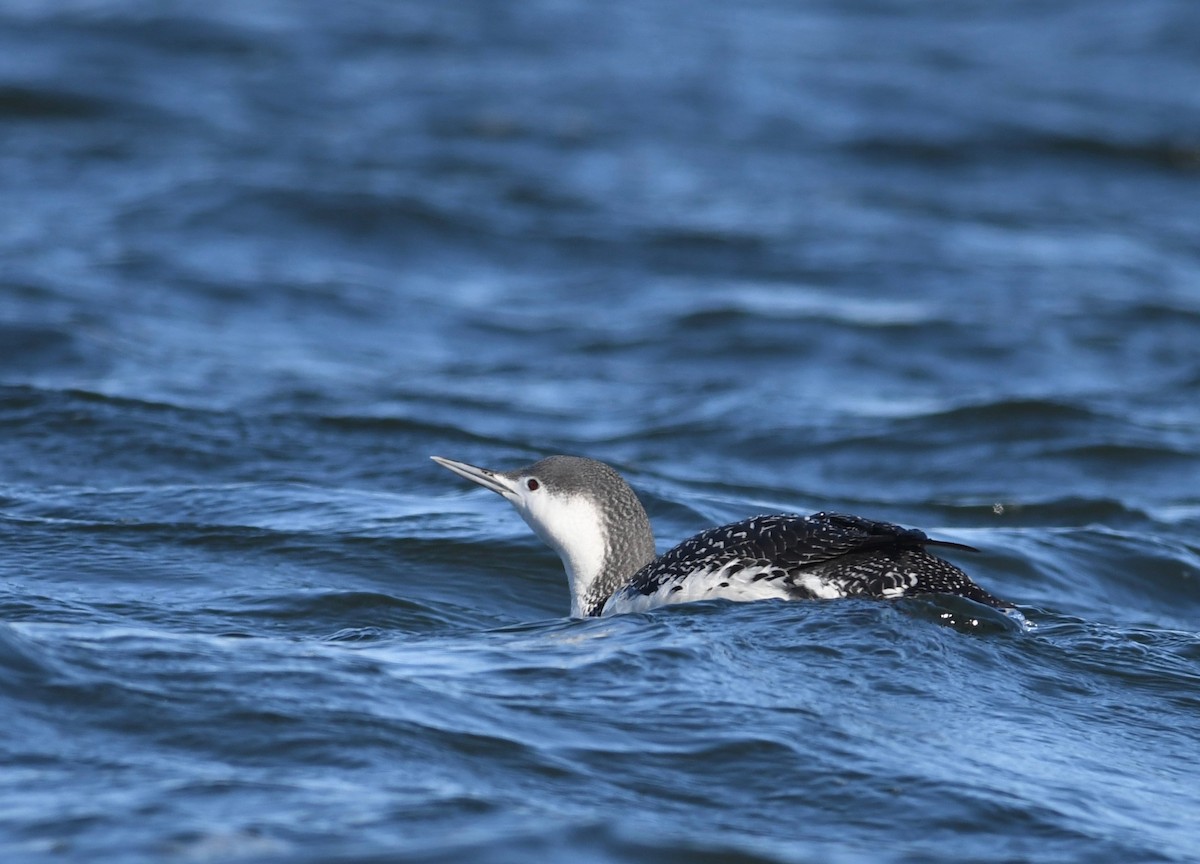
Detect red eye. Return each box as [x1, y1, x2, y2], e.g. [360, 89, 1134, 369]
[526, 478, 540, 491]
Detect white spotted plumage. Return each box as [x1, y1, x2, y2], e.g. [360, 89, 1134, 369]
[605, 560, 796, 615]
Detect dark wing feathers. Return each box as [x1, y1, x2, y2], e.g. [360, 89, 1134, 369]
[798, 511, 980, 557]
[622, 511, 1006, 608]
[713, 511, 978, 568]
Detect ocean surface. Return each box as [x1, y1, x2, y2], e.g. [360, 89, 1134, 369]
[3, 1, 1200, 862]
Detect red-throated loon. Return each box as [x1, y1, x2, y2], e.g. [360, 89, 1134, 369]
[432, 455, 1019, 620]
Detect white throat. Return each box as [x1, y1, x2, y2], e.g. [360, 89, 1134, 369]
[516, 492, 609, 617]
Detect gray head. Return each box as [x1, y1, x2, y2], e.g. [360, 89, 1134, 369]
[431, 455, 657, 616]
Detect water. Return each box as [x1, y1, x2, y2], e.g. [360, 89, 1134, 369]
[2, 1, 1200, 861]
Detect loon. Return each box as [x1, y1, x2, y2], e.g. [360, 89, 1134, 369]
[431, 454, 1016, 619]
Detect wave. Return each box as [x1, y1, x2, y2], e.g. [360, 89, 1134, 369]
[847, 131, 1200, 173]
[0, 83, 118, 121]
[0, 623, 59, 690]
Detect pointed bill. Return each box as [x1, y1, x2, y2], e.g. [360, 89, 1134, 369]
[431, 456, 521, 503]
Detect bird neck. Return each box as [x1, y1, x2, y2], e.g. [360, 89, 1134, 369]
[568, 504, 657, 618]
[517, 484, 658, 618]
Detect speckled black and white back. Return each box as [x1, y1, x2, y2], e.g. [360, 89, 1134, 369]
[598, 512, 1008, 616]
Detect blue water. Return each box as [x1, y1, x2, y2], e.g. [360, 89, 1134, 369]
[3, 1, 1200, 861]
